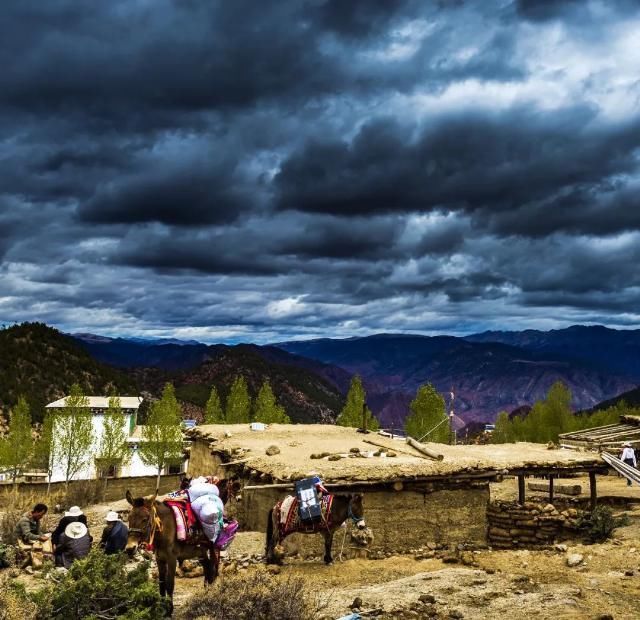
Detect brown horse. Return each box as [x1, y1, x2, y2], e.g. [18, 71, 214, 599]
[125, 480, 239, 613]
[265, 493, 365, 565]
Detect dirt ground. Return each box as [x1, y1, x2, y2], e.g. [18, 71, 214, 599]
[170, 473, 640, 619]
[4, 473, 640, 619]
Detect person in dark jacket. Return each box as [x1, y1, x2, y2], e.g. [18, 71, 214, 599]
[56, 521, 91, 569]
[100, 511, 128, 555]
[51, 506, 88, 546]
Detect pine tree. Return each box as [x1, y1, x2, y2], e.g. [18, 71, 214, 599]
[139, 383, 184, 493]
[204, 385, 224, 424]
[405, 383, 449, 443]
[0, 396, 33, 485]
[253, 380, 290, 423]
[96, 395, 130, 492]
[225, 376, 251, 423]
[55, 384, 95, 488]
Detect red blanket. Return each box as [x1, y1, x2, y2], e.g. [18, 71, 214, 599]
[277, 495, 334, 538]
[165, 499, 198, 541]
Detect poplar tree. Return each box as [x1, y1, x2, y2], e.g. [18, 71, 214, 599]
[0, 396, 33, 486]
[55, 384, 95, 488]
[253, 380, 290, 423]
[96, 395, 130, 492]
[139, 383, 184, 493]
[204, 385, 224, 424]
[32, 410, 55, 494]
[405, 383, 449, 443]
[225, 376, 251, 423]
[337, 375, 379, 429]
[491, 411, 512, 444]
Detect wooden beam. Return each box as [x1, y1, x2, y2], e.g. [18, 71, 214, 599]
[589, 471, 597, 511]
[406, 437, 445, 461]
[518, 474, 525, 505]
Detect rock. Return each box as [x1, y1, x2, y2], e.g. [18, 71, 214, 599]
[328, 454, 342, 461]
[449, 611, 464, 619]
[624, 569, 634, 577]
[387, 451, 397, 457]
[350, 596, 364, 610]
[442, 554, 459, 564]
[266, 564, 280, 575]
[594, 614, 614, 620]
[349, 447, 361, 454]
[554, 544, 568, 552]
[567, 553, 584, 567]
[265, 445, 280, 456]
[419, 594, 436, 604]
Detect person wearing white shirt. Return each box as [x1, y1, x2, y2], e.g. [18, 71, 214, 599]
[620, 442, 637, 487]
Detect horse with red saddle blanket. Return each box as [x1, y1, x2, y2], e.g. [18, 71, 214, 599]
[265, 491, 366, 565]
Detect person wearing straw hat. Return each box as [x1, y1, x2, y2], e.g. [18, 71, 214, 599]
[51, 506, 89, 565]
[55, 521, 91, 569]
[100, 511, 128, 555]
[620, 442, 637, 487]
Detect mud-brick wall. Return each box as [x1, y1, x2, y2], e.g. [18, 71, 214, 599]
[187, 438, 225, 478]
[243, 483, 489, 553]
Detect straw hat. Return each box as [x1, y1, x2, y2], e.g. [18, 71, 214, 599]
[623, 442, 632, 448]
[64, 522, 88, 539]
[65, 506, 83, 518]
[105, 511, 120, 522]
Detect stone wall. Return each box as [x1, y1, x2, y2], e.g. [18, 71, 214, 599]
[488, 500, 583, 548]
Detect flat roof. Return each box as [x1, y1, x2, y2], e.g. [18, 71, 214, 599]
[189, 424, 604, 483]
[46, 396, 142, 409]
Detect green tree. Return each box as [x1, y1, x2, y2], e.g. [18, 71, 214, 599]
[253, 380, 291, 424]
[139, 383, 184, 493]
[204, 385, 225, 424]
[96, 396, 130, 492]
[405, 383, 449, 443]
[491, 411, 512, 444]
[54, 384, 95, 488]
[32, 410, 55, 494]
[225, 376, 251, 423]
[0, 396, 33, 486]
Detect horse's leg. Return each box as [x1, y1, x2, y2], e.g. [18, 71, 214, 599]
[323, 530, 335, 565]
[165, 555, 177, 614]
[157, 557, 168, 598]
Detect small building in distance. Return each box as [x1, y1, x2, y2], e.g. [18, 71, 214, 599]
[45, 395, 187, 483]
[559, 415, 640, 450]
[187, 424, 606, 554]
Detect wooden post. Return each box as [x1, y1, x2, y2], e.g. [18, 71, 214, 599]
[589, 471, 597, 511]
[518, 474, 525, 505]
[548, 474, 554, 504]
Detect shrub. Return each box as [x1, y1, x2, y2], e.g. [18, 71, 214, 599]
[30, 549, 169, 619]
[0, 580, 38, 620]
[578, 505, 629, 542]
[177, 570, 326, 620]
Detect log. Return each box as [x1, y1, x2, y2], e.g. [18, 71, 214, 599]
[406, 437, 444, 461]
[527, 481, 581, 496]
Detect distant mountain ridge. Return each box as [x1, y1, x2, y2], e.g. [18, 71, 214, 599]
[277, 327, 640, 425]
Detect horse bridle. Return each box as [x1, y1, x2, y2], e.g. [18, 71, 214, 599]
[129, 504, 163, 549]
[348, 498, 366, 529]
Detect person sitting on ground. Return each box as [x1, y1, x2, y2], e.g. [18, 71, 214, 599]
[620, 442, 637, 487]
[51, 506, 88, 547]
[55, 521, 91, 569]
[100, 511, 129, 555]
[14, 503, 49, 545]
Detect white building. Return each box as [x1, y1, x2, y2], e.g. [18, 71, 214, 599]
[45, 395, 187, 483]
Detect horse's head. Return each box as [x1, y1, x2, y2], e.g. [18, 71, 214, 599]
[348, 493, 366, 530]
[125, 489, 156, 555]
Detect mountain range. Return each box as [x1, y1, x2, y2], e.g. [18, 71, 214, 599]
[1, 323, 637, 427]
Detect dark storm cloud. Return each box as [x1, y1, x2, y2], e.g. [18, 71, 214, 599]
[1, 0, 640, 339]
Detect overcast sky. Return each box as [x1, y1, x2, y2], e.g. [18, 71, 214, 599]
[1, 0, 639, 343]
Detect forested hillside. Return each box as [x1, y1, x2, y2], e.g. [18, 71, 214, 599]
[0, 323, 136, 422]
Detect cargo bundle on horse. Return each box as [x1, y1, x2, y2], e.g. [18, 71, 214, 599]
[265, 481, 366, 565]
[125, 477, 239, 613]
